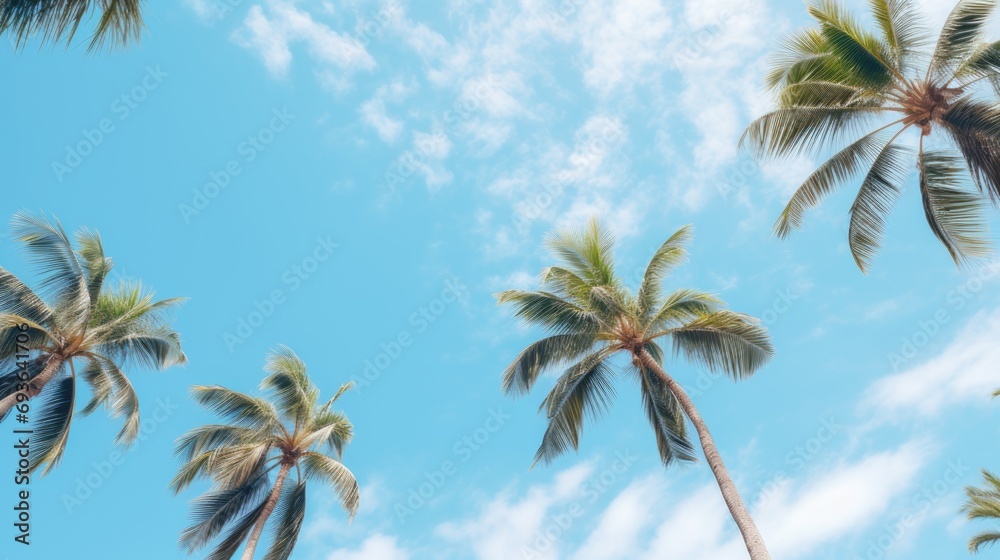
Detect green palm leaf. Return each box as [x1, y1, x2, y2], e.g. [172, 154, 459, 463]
[929, 0, 998, 79]
[533, 351, 617, 466]
[848, 142, 913, 271]
[918, 150, 992, 264]
[263, 482, 307, 560]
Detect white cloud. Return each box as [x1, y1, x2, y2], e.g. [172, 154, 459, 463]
[862, 308, 1000, 417]
[575, 0, 673, 97]
[435, 463, 594, 560]
[330, 441, 928, 560]
[753, 442, 928, 559]
[359, 80, 413, 143]
[668, 0, 779, 211]
[233, 1, 375, 79]
[572, 475, 661, 560]
[324, 534, 410, 560]
[360, 98, 404, 142]
[588, 443, 929, 560]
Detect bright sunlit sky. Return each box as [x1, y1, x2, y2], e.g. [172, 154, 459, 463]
[3, 0, 1000, 558]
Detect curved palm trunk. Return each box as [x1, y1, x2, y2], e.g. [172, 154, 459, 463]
[0, 354, 65, 419]
[242, 462, 291, 560]
[637, 349, 770, 560]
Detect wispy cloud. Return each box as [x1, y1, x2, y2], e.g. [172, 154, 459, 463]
[862, 308, 1000, 418]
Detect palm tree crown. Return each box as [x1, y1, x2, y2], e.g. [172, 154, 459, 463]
[172, 346, 359, 560]
[743, 0, 1000, 271]
[0, 0, 145, 51]
[496, 220, 774, 559]
[963, 469, 1000, 553]
[0, 211, 185, 474]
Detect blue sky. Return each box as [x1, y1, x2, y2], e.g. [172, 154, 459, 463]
[3, 0, 1000, 558]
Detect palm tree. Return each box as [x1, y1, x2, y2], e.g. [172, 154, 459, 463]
[0, 211, 185, 474]
[0, 0, 144, 51]
[963, 470, 1000, 553]
[496, 220, 774, 560]
[742, 0, 1000, 271]
[172, 346, 360, 560]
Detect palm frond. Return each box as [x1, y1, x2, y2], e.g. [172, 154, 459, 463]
[740, 107, 881, 160]
[665, 311, 774, 380]
[261, 345, 317, 425]
[940, 98, 1000, 201]
[179, 470, 271, 554]
[929, 0, 998, 80]
[263, 481, 307, 560]
[808, 0, 897, 88]
[190, 386, 280, 431]
[637, 225, 692, 319]
[501, 333, 599, 396]
[11, 211, 89, 326]
[29, 373, 74, 475]
[955, 39, 1000, 82]
[869, 0, 927, 71]
[0, 267, 52, 327]
[963, 470, 1000, 553]
[205, 498, 269, 560]
[301, 452, 360, 518]
[848, 142, 913, 271]
[636, 347, 697, 467]
[75, 227, 112, 309]
[918, 150, 991, 264]
[533, 351, 617, 466]
[544, 219, 617, 287]
[645, 289, 723, 334]
[775, 129, 893, 237]
[0, 0, 145, 51]
[495, 290, 601, 335]
[303, 410, 353, 457]
[88, 0, 143, 51]
[766, 28, 840, 90]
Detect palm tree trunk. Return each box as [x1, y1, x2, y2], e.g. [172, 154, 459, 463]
[637, 348, 770, 560]
[0, 354, 65, 419]
[241, 462, 291, 560]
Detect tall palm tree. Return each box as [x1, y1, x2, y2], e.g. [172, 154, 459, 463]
[172, 346, 360, 560]
[963, 469, 1000, 553]
[742, 0, 1000, 271]
[0, 211, 185, 474]
[0, 0, 144, 51]
[496, 220, 774, 560]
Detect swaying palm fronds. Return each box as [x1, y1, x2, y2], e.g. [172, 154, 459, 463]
[0, 211, 185, 475]
[496, 220, 774, 560]
[0, 0, 145, 51]
[173, 346, 359, 560]
[963, 470, 1000, 553]
[744, 0, 1000, 271]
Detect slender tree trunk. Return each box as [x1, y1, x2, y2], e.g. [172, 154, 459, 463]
[637, 348, 771, 560]
[0, 354, 65, 419]
[242, 462, 291, 560]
